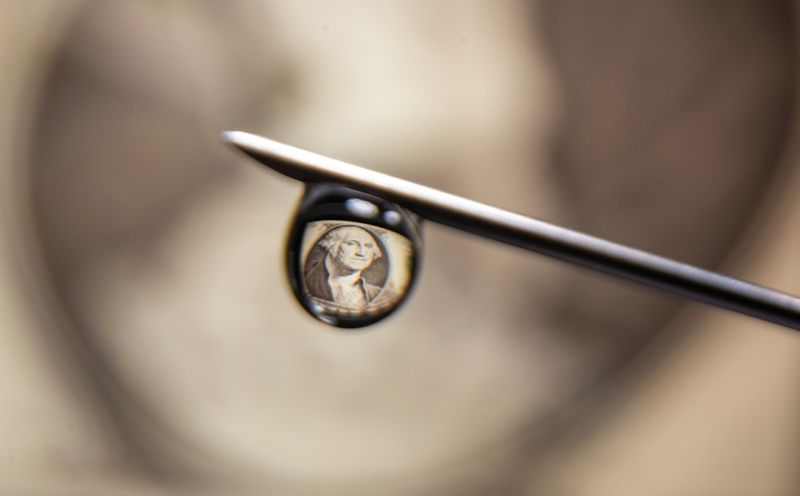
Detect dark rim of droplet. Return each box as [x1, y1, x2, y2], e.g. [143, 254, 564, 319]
[285, 183, 423, 329]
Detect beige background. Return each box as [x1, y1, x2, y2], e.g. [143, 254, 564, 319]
[1, 1, 799, 494]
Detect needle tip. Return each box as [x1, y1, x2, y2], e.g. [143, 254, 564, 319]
[220, 130, 244, 146]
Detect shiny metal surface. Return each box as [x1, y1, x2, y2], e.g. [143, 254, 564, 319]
[222, 130, 800, 331]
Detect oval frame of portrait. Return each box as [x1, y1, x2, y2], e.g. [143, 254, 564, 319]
[286, 184, 423, 329]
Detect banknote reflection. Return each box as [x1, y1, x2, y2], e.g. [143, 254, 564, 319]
[301, 221, 411, 318]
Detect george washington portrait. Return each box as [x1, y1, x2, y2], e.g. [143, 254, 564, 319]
[302, 224, 397, 313]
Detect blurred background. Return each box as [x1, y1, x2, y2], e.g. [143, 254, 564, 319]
[2, 1, 800, 494]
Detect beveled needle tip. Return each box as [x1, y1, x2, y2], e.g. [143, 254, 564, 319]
[221, 130, 365, 184]
[221, 130, 449, 199]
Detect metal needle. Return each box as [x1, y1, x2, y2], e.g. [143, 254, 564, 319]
[222, 130, 800, 331]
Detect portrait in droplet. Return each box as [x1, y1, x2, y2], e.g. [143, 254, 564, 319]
[299, 220, 414, 321]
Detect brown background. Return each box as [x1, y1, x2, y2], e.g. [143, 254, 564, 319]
[1, 1, 799, 494]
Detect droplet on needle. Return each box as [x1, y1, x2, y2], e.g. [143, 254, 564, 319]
[285, 184, 422, 328]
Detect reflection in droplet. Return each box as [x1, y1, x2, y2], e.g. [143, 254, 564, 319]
[301, 221, 412, 317]
[345, 198, 380, 218]
[383, 210, 402, 226]
[285, 185, 422, 328]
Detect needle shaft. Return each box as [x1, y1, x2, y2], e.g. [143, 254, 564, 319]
[223, 130, 800, 331]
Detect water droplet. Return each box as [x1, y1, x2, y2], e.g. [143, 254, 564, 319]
[285, 184, 422, 328]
